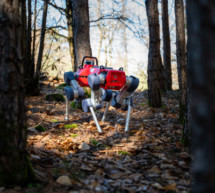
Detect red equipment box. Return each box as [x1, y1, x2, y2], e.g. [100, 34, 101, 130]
[75, 56, 126, 90]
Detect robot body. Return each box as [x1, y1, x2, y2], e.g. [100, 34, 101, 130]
[75, 58, 126, 90]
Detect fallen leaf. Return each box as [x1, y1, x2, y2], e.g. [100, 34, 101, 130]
[163, 183, 177, 191]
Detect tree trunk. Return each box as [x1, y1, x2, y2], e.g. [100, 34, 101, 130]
[96, 0, 103, 63]
[21, 0, 27, 65]
[175, 0, 186, 124]
[162, 0, 172, 90]
[122, 0, 128, 73]
[65, 0, 75, 71]
[145, 0, 162, 107]
[35, 0, 49, 94]
[26, 0, 32, 76]
[25, 0, 37, 95]
[31, 0, 37, 73]
[182, 0, 191, 146]
[72, 0, 92, 70]
[186, 1, 215, 192]
[0, 0, 35, 186]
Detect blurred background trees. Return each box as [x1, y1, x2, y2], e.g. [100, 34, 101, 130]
[22, 0, 182, 97]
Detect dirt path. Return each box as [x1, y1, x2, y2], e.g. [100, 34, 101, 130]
[2, 90, 191, 193]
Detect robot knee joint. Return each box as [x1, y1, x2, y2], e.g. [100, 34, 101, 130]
[64, 71, 75, 86]
[127, 76, 139, 93]
[102, 90, 112, 102]
[65, 87, 85, 101]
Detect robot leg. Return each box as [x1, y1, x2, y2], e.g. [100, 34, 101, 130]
[101, 90, 113, 122]
[111, 76, 139, 131]
[64, 71, 85, 120]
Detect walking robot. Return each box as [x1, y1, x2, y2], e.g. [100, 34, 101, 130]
[64, 56, 139, 133]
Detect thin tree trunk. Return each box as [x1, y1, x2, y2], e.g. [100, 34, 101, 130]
[187, 1, 215, 192]
[25, 0, 37, 95]
[108, 26, 116, 66]
[21, 0, 27, 66]
[145, 0, 162, 107]
[65, 0, 75, 71]
[122, 0, 128, 73]
[182, 0, 191, 146]
[97, 29, 103, 62]
[26, 0, 32, 76]
[35, 0, 49, 94]
[162, 0, 172, 90]
[32, 0, 37, 73]
[175, 0, 186, 124]
[104, 34, 108, 67]
[72, 0, 92, 70]
[96, 0, 103, 62]
[0, 0, 35, 186]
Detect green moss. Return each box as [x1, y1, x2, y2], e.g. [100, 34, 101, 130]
[45, 94, 65, 102]
[139, 102, 146, 107]
[83, 87, 91, 98]
[90, 139, 106, 149]
[70, 101, 82, 109]
[90, 139, 99, 146]
[50, 119, 58, 122]
[56, 83, 67, 90]
[118, 151, 131, 156]
[71, 134, 79, 138]
[35, 125, 46, 132]
[64, 124, 78, 129]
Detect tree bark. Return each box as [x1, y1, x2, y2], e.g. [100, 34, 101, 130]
[0, 0, 35, 186]
[21, 0, 27, 65]
[186, 1, 215, 192]
[175, 0, 186, 123]
[31, 0, 37, 74]
[162, 0, 172, 90]
[72, 0, 92, 70]
[26, 0, 33, 76]
[182, 0, 191, 146]
[35, 0, 49, 94]
[122, 0, 128, 73]
[65, 0, 75, 71]
[145, 0, 162, 107]
[25, 0, 37, 95]
[96, 0, 103, 63]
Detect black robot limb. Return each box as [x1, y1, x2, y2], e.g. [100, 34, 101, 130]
[101, 90, 113, 122]
[64, 71, 85, 120]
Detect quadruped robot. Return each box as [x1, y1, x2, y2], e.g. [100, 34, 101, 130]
[64, 56, 139, 133]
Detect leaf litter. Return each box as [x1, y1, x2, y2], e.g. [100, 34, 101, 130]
[2, 89, 191, 193]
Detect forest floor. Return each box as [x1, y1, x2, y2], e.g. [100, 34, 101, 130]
[1, 86, 191, 193]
